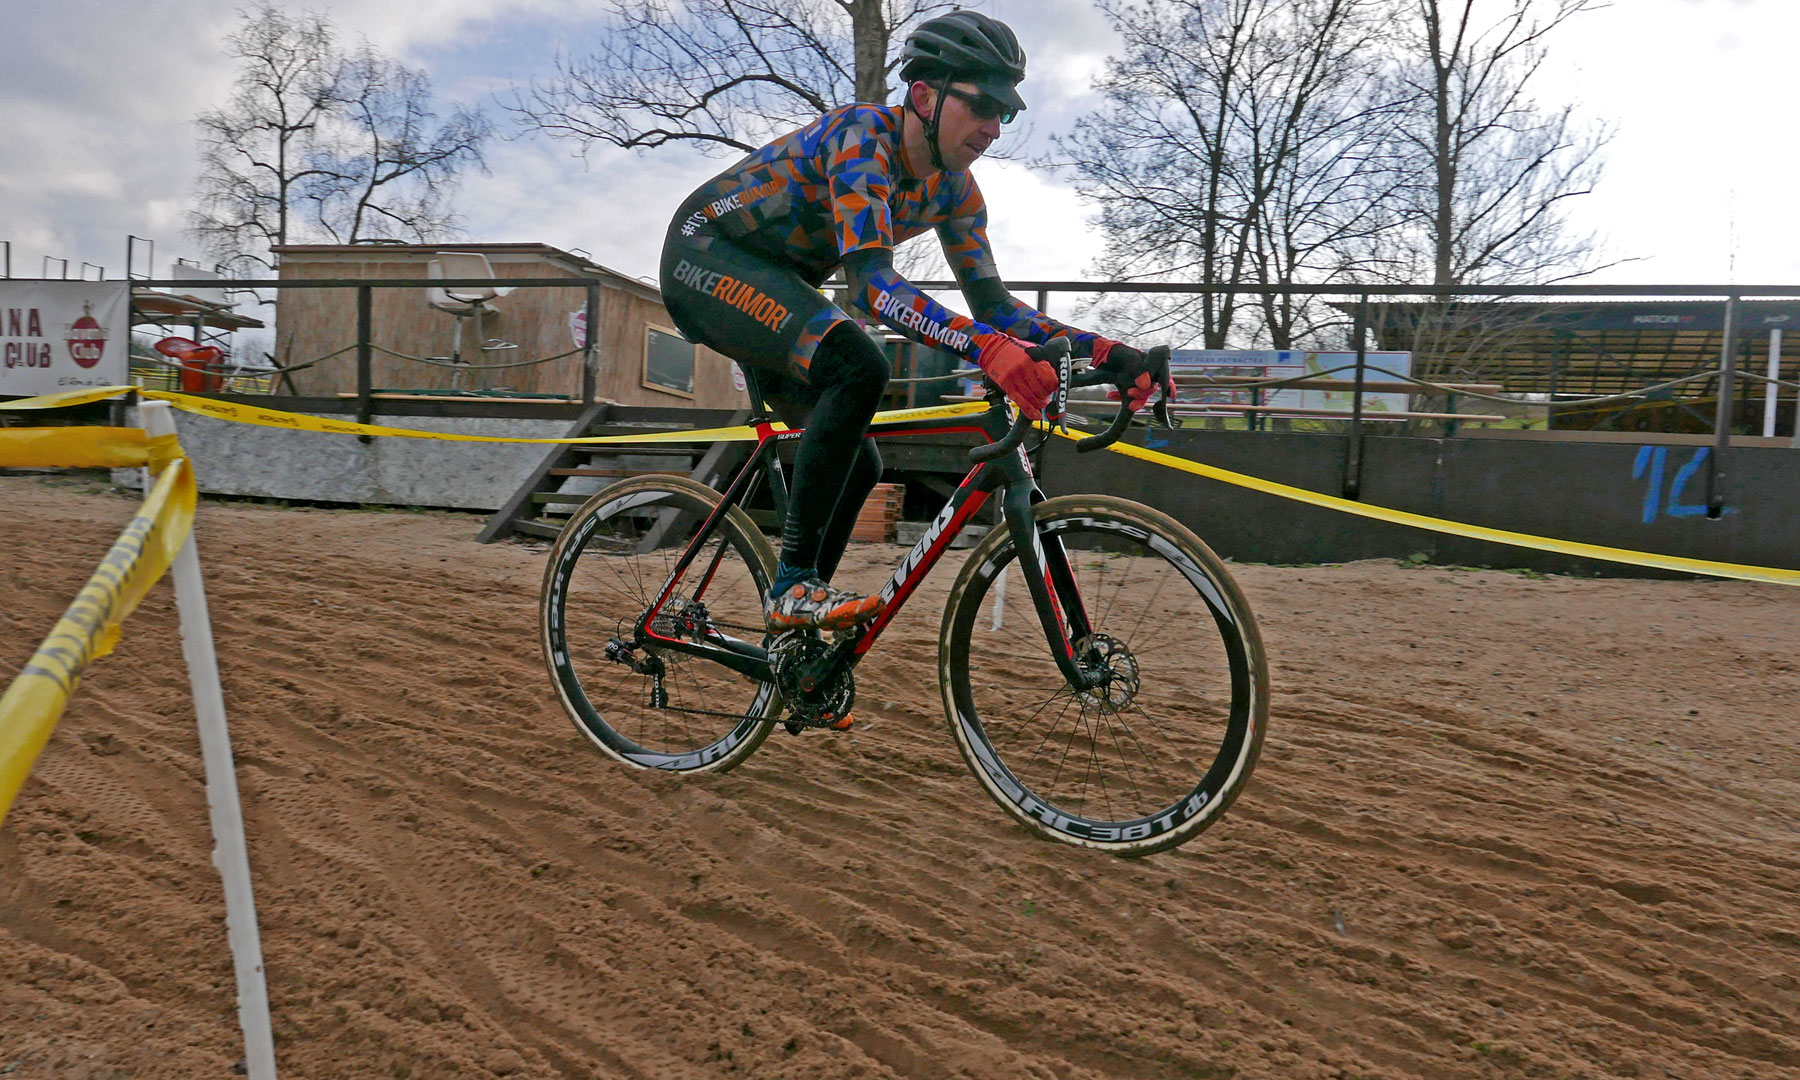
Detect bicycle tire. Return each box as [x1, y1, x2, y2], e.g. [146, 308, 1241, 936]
[540, 475, 781, 773]
[939, 494, 1268, 855]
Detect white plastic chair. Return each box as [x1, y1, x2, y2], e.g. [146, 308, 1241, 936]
[426, 252, 516, 388]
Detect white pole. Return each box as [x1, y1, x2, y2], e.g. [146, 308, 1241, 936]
[990, 565, 1007, 632]
[1763, 328, 1782, 438]
[138, 402, 278, 1080]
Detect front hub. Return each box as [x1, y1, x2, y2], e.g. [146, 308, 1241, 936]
[1074, 633, 1140, 710]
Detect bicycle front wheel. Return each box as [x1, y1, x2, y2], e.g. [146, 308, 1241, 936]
[541, 475, 780, 773]
[940, 495, 1268, 856]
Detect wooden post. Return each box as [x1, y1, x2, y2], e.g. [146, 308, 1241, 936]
[138, 402, 280, 1080]
[356, 284, 373, 444]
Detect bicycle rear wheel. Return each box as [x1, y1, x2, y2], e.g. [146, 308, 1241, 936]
[541, 475, 780, 773]
[939, 494, 1268, 855]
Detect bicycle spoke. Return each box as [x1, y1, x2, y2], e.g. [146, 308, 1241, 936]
[1000, 685, 1078, 760]
[1040, 691, 1086, 794]
[1102, 702, 1160, 805]
[1121, 562, 1175, 651]
[1074, 704, 1102, 820]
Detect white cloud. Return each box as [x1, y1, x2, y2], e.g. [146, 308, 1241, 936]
[6, 0, 1800, 296]
[976, 158, 1104, 284]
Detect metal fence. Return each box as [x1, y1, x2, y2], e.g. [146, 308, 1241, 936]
[131, 276, 605, 430]
[142, 276, 1800, 517]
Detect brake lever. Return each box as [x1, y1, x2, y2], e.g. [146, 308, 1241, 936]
[969, 337, 1072, 464]
[1052, 341, 1073, 438]
[1074, 344, 1173, 453]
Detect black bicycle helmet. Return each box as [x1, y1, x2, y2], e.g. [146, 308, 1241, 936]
[899, 9, 1027, 113]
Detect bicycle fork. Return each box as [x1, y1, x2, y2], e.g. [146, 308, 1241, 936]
[997, 478, 1106, 694]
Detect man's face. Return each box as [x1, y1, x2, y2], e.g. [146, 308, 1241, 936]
[921, 81, 1010, 171]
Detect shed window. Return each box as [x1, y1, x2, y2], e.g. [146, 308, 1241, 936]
[643, 325, 696, 397]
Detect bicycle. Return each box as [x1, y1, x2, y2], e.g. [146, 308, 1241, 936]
[539, 340, 1268, 856]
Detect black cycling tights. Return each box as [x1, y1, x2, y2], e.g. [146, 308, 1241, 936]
[775, 321, 889, 583]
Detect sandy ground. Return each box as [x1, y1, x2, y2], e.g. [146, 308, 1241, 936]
[2, 472, 1797, 1080]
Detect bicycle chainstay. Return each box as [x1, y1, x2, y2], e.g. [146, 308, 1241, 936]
[618, 606, 851, 730]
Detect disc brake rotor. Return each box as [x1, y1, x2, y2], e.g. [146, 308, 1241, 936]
[1075, 633, 1140, 710]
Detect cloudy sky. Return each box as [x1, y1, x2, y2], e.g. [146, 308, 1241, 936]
[2, 0, 1790, 306]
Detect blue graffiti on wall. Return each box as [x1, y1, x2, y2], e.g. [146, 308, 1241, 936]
[1632, 446, 1735, 523]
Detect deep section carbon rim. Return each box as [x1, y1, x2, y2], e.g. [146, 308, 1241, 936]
[943, 500, 1265, 853]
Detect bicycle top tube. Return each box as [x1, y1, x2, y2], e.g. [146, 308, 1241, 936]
[747, 400, 996, 445]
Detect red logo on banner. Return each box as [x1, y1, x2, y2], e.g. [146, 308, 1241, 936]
[65, 302, 109, 369]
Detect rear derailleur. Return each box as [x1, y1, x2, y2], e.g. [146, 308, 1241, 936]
[605, 637, 670, 707]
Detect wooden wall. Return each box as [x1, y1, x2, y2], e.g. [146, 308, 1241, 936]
[274, 250, 749, 410]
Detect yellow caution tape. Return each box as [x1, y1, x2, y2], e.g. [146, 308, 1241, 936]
[0, 386, 141, 411]
[8, 386, 1792, 585]
[0, 427, 181, 471]
[147, 391, 988, 444]
[0, 457, 197, 824]
[0, 386, 989, 446]
[1067, 431, 1800, 587]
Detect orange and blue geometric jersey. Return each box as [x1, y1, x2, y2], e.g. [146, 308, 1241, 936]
[676, 103, 1100, 361]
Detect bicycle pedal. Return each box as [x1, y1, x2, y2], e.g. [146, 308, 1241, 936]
[821, 711, 854, 731]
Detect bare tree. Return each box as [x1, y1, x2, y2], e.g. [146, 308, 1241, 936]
[1389, 0, 1609, 286]
[301, 46, 493, 244]
[1055, 0, 1396, 349]
[1234, 1, 1405, 346]
[507, 0, 960, 156]
[189, 4, 491, 274]
[190, 4, 343, 274]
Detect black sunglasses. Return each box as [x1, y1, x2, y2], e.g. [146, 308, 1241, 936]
[939, 85, 1019, 125]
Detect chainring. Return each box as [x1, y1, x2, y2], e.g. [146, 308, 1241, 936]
[767, 631, 855, 729]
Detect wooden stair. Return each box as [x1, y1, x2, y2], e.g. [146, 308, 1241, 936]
[477, 404, 755, 543]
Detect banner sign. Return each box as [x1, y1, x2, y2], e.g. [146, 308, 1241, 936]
[0, 280, 131, 397]
[1374, 301, 1800, 335]
[1170, 349, 1413, 415]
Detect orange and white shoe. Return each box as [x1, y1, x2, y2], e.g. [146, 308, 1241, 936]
[764, 578, 885, 633]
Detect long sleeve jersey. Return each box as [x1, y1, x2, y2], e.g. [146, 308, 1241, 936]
[676, 103, 1101, 361]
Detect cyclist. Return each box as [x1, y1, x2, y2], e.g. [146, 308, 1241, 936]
[658, 8, 1172, 634]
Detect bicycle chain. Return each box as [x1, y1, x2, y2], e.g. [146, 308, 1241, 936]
[630, 623, 853, 730]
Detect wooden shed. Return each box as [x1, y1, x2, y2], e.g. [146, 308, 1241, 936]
[269, 242, 749, 410]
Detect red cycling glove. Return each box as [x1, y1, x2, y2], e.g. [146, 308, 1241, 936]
[974, 333, 1057, 420]
[1092, 337, 1174, 413]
